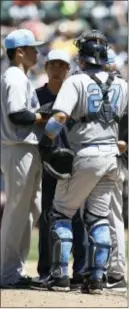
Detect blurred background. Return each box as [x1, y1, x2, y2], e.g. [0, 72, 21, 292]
[0, 0, 128, 228]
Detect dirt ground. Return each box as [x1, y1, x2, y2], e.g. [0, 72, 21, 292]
[1, 261, 127, 308]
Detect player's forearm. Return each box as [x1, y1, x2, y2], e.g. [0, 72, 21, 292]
[9, 110, 45, 126]
[45, 112, 68, 139]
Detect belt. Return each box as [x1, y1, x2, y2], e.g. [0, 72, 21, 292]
[82, 143, 117, 147]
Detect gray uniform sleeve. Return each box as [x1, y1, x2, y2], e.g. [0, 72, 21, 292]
[6, 74, 27, 115]
[52, 76, 78, 116]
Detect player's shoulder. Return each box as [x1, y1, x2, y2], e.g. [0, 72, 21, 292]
[98, 71, 127, 90]
[65, 71, 89, 86]
[97, 71, 108, 79]
[2, 66, 27, 84]
[114, 74, 127, 89]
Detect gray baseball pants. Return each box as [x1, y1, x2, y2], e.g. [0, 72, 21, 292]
[53, 146, 121, 220]
[80, 163, 126, 279]
[1, 144, 42, 285]
[107, 164, 126, 279]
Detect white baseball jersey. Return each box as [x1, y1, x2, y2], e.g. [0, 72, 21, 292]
[1, 66, 43, 145]
[52, 71, 127, 153]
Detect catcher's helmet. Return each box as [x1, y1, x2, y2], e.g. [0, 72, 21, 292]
[74, 29, 108, 66]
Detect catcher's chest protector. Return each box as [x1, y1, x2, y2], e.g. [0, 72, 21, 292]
[85, 73, 120, 124]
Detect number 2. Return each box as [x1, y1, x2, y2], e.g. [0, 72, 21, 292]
[87, 83, 121, 112]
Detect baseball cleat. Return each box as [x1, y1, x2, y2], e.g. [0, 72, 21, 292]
[103, 276, 127, 293]
[0, 276, 32, 289]
[47, 275, 70, 292]
[82, 277, 103, 294]
[31, 275, 50, 290]
[70, 273, 84, 290]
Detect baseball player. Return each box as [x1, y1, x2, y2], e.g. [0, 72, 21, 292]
[41, 30, 127, 293]
[1, 29, 46, 288]
[32, 50, 86, 289]
[71, 48, 127, 292]
[103, 48, 127, 291]
[34, 50, 71, 286]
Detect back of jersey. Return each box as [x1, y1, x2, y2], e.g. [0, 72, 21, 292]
[66, 71, 127, 152]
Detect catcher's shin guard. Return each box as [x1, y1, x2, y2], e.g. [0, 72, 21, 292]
[50, 220, 73, 277]
[84, 212, 111, 280]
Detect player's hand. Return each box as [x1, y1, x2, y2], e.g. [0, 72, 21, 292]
[117, 140, 127, 153]
[35, 113, 49, 124]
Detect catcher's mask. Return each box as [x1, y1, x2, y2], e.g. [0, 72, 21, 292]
[74, 29, 108, 66]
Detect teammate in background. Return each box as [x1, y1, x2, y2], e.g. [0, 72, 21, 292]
[33, 50, 70, 287]
[32, 50, 86, 288]
[1, 29, 45, 288]
[42, 30, 127, 294]
[103, 48, 127, 291]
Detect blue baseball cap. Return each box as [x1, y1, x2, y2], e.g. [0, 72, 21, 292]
[107, 47, 116, 64]
[46, 50, 71, 65]
[4, 29, 45, 49]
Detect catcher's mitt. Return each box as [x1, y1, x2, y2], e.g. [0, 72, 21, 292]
[39, 134, 75, 180]
[43, 147, 75, 180]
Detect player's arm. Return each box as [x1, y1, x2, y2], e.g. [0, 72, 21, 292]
[6, 76, 47, 125]
[9, 110, 46, 126]
[44, 77, 78, 139]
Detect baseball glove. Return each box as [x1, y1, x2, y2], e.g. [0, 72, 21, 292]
[39, 135, 75, 180]
[43, 147, 75, 180]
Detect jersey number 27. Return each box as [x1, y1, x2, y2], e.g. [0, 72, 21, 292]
[87, 84, 121, 113]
